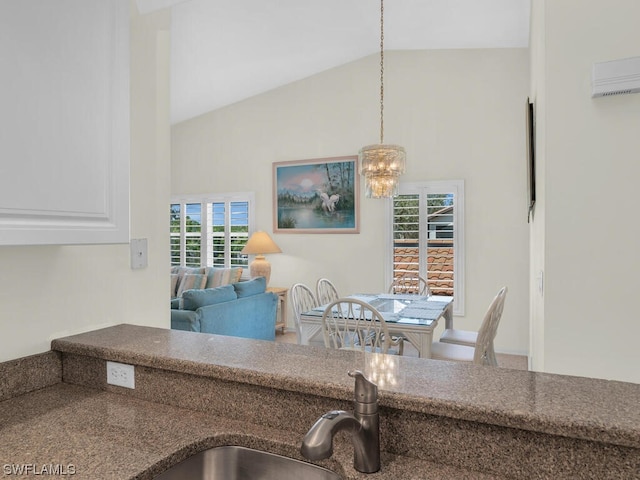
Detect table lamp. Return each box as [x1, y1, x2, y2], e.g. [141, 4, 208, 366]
[240, 231, 282, 285]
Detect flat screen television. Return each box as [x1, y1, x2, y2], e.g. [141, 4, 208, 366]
[526, 98, 536, 222]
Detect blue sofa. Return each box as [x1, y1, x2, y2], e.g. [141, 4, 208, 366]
[171, 277, 278, 341]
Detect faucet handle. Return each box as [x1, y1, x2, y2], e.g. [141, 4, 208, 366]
[348, 370, 378, 404]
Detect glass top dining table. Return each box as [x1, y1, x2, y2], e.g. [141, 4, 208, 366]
[300, 293, 454, 358]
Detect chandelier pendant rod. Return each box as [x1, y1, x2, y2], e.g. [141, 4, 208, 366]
[379, 0, 385, 145]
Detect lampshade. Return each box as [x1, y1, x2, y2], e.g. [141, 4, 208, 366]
[240, 231, 282, 285]
[358, 0, 406, 199]
[241, 231, 282, 255]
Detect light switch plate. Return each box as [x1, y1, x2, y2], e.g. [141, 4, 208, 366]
[130, 238, 148, 269]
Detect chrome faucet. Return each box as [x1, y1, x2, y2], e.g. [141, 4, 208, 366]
[301, 370, 380, 473]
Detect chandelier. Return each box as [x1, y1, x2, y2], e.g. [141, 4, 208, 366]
[358, 0, 406, 199]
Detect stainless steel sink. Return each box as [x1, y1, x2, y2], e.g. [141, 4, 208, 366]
[153, 445, 341, 480]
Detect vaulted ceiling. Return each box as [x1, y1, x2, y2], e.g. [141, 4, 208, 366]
[137, 0, 531, 124]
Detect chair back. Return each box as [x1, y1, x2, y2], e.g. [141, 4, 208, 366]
[388, 273, 431, 296]
[290, 283, 319, 343]
[473, 286, 508, 366]
[316, 278, 340, 305]
[321, 298, 392, 354]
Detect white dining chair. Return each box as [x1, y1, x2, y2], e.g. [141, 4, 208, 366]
[291, 283, 319, 344]
[388, 273, 431, 296]
[321, 298, 403, 355]
[316, 278, 340, 306]
[431, 286, 507, 366]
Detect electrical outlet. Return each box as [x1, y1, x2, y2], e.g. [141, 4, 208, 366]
[106, 361, 135, 389]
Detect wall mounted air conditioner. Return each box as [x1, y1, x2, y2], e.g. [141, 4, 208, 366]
[592, 56, 640, 97]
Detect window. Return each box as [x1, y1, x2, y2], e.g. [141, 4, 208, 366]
[388, 180, 464, 315]
[170, 193, 254, 269]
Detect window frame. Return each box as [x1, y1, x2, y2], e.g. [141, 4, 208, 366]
[170, 192, 255, 269]
[385, 180, 465, 316]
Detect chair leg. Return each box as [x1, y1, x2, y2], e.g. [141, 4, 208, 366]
[487, 343, 498, 367]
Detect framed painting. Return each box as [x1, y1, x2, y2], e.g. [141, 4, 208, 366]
[273, 155, 360, 234]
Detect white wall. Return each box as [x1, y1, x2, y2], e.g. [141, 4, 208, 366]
[0, 5, 171, 362]
[172, 48, 530, 355]
[531, 0, 640, 384]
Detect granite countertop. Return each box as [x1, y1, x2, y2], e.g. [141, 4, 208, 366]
[2, 324, 639, 479]
[0, 383, 505, 480]
[51, 324, 640, 449]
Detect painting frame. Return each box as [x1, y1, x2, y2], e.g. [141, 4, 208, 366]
[273, 155, 360, 234]
[526, 97, 536, 222]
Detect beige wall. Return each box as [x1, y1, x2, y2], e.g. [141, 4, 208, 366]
[530, 0, 640, 383]
[3, 2, 637, 385]
[172, 48, 531, 355]
[528, 0, 547, 372]
[0, 6, 171, 362]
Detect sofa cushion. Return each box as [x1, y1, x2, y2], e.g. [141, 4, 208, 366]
[182, 284, 238, 311]
[205, 267, 243, 288]
[176, 273, 207, 298]
[233, 276, 267, 298]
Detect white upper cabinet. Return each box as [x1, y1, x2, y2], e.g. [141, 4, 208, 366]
[0, 0, 130, 245]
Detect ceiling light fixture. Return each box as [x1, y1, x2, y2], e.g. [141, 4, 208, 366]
[358, 0, 406, 199]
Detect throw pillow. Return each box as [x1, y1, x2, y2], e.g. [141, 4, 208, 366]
[205, 267, 243, 289]
[182, 284, 238, 311]
[176, 273, 207, 298]
[170, 274, 179, 298]
[233, 276, 267, 298]
[173, 266, 210, 296]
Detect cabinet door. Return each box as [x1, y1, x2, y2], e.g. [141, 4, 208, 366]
[0, 0, 129, 245]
